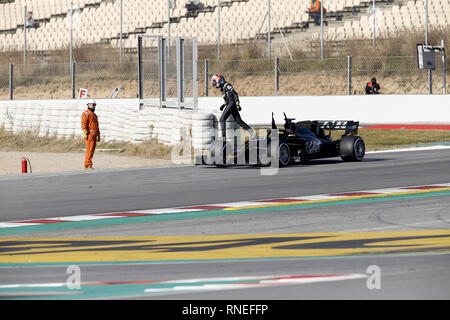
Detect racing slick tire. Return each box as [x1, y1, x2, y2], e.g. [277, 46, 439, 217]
[279, 143, 291, 167]
[261, 141, 291, 167]
[340, 136, 365, 162]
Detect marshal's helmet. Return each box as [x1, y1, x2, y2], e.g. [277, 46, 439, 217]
[211, 73, 225, 88]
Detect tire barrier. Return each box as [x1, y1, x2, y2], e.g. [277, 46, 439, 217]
[0, 100, 229, 154]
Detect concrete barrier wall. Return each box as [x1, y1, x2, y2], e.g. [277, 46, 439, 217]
[199, 95, 450, 125]
[1, 95, 449, 151]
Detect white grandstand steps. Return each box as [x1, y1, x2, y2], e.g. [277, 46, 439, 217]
[1, 0, 449, 52]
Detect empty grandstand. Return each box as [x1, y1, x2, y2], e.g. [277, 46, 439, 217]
[0, 0, 448, 54]
[0, 0, 448, 99]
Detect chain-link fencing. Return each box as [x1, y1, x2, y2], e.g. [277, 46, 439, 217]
[76, 61, 138, 99]
[351, 56, 446, 95]
[8, 63, 72, 100]
[0, 63, 9, 100]
[205, 56, 448, 96]
[1, 55, 448, 100]
[204, 59, 276, 97]
[278, 57, 349, 95]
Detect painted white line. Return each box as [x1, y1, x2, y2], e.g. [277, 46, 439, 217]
[132, 208, 204, 215]
[367, 146, 450, 154]
[144, 274, 368, 295]
[0, 283, 67, 289]
[0, 223, 34, 228]
[259, 274, 368, 285]
[163, 275, 279, 284]
[172, 284, 254, 292]
[207, 201, 273, 208]
[288, 195, 339, 201]
[6, 222, 42, 227]
[363, 188, 410, 194]
[48, 215, 120, 222]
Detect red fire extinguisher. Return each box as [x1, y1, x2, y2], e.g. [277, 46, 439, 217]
[21, 157, 32, 174]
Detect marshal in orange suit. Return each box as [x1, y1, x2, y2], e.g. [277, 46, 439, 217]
[81, 99, 100, 170]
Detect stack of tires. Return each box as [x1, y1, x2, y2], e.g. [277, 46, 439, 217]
[2, 106, 14, 131]
[47, 108, 59, 137]
[39, 107, 50, 137]
[64, 108, 78, 139]
[22, 107, 33, 131]
[55, 105, 69, 139]
[11, 106, 23, 134]
[123, 108, 135, 142]
[170, 111, 185, 146]
[109, 109, 123, 142]
[132, 107, 152, 144]
[174, 110, 194, 146]
[192, 112, 216, 153]
[95, 107, 112, 143]
[146, 107, 161, 140]
[0, 103, 226, 153]
[117, 108, 131, 142]
[157, 108, 179, 146]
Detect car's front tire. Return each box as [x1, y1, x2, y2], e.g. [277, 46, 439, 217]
[279, 143, 291, 167]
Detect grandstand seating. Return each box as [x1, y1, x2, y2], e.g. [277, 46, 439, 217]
[0, 0, 448, 53]
[326, 0, 450, 41]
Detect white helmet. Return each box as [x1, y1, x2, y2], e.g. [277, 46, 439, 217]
[86, 99, 96, 107]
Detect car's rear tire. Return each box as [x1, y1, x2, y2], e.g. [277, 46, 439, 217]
[340, 136, 365, 162]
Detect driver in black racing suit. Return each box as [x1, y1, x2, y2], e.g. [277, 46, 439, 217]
[211, 74, 255, 141]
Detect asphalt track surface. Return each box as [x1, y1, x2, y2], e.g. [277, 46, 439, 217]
[0, 148, 449, 300]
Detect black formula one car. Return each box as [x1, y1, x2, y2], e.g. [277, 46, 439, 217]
[265, 113, 366, 166]
[196, 113, 365, 167]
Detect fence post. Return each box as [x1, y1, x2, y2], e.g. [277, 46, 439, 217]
[71, 62, 76, 99]
[275, 56, 279, 96]
[193, 37, 198, 111]
[347, 56, 352, 95]
[205, 58, 209, 97]
[9, 62, 13, 100]
[176, 37, 184, 109]
[138, 35, 143, 101]
[442, 39, 446, 95]
[429, 70, 432, 94]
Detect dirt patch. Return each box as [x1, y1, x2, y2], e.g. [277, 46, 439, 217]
[0, 151, 173, 176]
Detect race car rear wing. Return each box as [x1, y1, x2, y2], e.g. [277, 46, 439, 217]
[316, 121, 360, 136]
[278, 113, 360, 136]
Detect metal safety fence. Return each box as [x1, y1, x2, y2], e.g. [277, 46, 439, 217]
[1, 56, 448, 100]
[76, 61, 138, 99]
[204, 56, 448, 96]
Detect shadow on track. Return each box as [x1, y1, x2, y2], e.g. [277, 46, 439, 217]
[198, 157, 392, 170]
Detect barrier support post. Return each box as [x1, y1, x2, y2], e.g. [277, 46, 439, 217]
[347, 56, 352, 95]
[205, 59, 209, 97]
[442, 40, 446, 95]
[71, 62, 76, 99]
[275, 56, 280, 96]
[9, 62, 13, 100]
